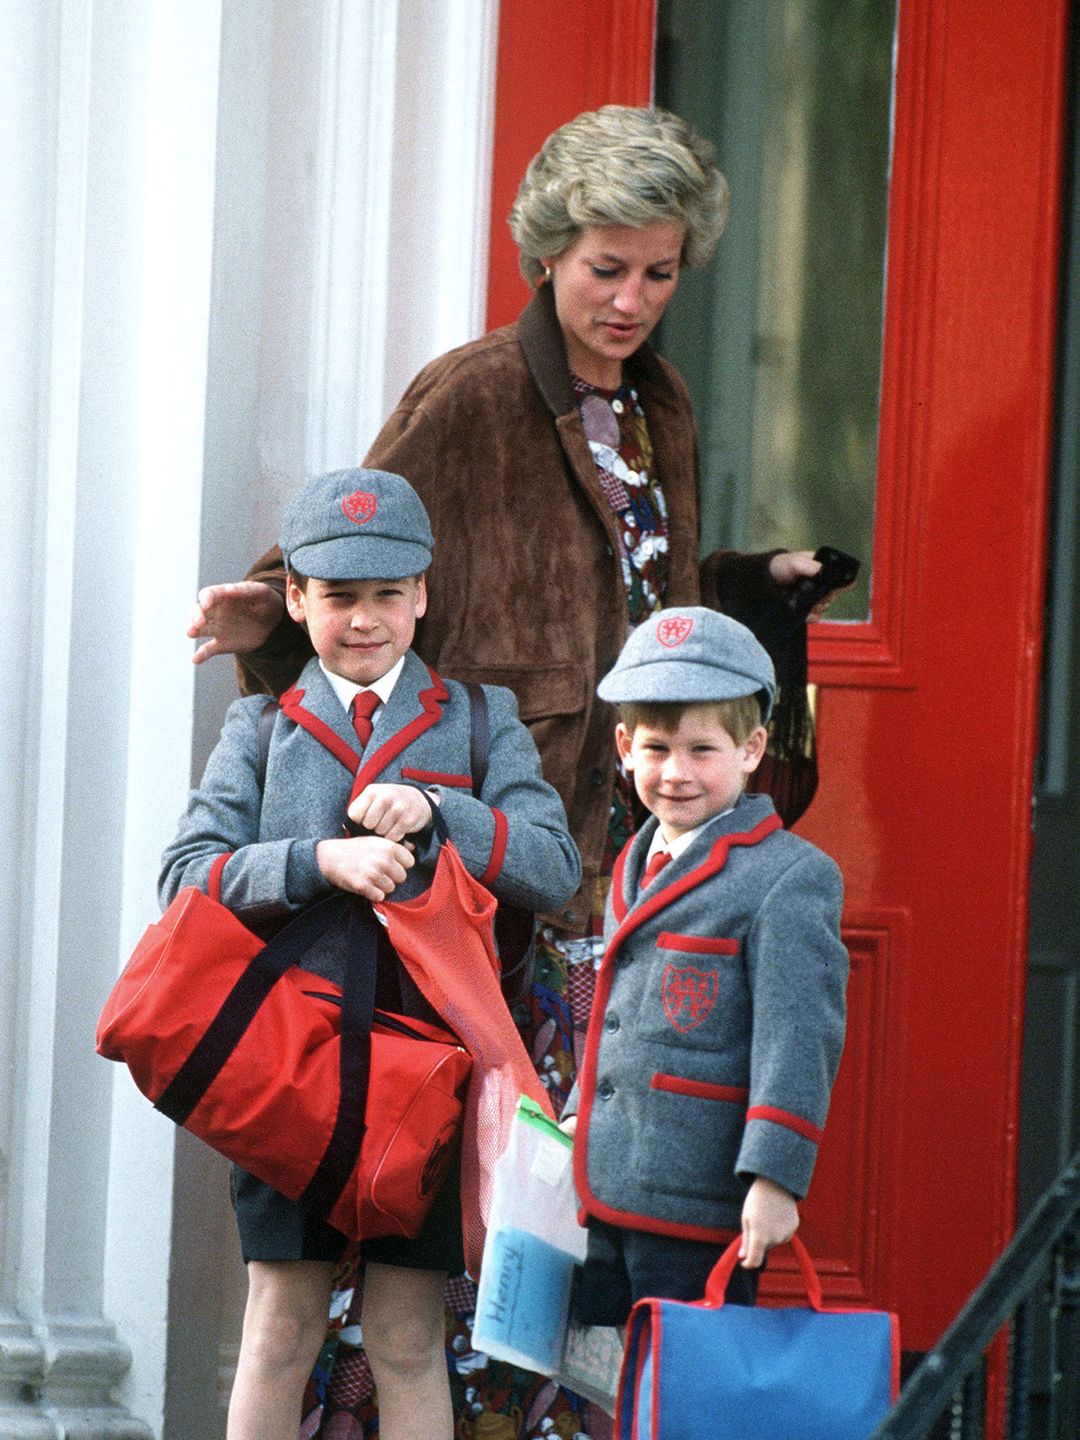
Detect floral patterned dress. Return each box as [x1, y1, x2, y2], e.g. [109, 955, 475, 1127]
[300, 379, 669, 1440]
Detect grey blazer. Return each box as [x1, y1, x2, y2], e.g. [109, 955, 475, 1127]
[569, 792, 847, 1240]
[160, 652, 581, 936]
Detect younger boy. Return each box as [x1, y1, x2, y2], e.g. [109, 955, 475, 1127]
[563, 606, 847, 1323]
[160, 468, 580, 1440]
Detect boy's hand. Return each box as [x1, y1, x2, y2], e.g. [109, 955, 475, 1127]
[316, 835, 415, 901]
[739, 1176, 799, 1269]
[188, 581, 284, 663]
[347, 784, 435, 842]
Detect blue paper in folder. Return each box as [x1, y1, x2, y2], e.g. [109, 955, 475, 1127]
[474, 1226, 576, 1373]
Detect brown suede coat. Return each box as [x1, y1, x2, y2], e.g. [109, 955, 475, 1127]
[242, 286, 778, 932]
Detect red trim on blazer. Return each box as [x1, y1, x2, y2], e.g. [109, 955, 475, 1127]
[208, 851, 232, 904]
[401, 767, 471, 787]
[573, 812, 782, 1239]
[277, 671, 454, 806]
[350, 667, 449, 802]
[574, 1185, 743, 1245]
[651, 1074, 749, 1105]
[608, 814, 782, 959]
[480, 808, 508, 887]
[657, 932, 739, 955]
[279, 686, 360, 773]
[746, 1104, 824, 1145]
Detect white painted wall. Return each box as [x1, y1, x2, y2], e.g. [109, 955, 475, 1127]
[0, 0, 498, 1434]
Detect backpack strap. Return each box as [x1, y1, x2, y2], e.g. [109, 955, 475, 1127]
[464, 682, 489, 797]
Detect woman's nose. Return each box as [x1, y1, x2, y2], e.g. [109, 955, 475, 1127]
[612, 273, 645, 314]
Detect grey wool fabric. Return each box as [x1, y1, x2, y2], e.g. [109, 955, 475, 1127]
[159, 652, 581, 949]
[568, 792, 847, 1238]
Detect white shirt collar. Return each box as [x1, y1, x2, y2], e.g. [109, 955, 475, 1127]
[648, 808, 736, 864]
[320, 654, 406, 716]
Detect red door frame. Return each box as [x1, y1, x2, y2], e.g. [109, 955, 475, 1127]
[487, 0, 1070, 1349]
[485, 0, 656, 330]
[799, 0, 1068, 1349]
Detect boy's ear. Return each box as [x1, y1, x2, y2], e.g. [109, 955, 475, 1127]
[615, 721, 635, 769]
[741, 725, 769, 775]
[284, 575, 307, 627]
[414, 574, 428, 618]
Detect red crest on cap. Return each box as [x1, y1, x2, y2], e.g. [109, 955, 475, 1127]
[657, 615, 694, 648]
[342, 491, 377, 525]
[661, 963, 719, 1032]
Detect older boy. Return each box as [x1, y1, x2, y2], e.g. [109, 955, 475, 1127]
[160, 468, 580, 1440]
[563, 606, 847, 1323]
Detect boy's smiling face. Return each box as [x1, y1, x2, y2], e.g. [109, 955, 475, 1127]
[285, 574, 426, 686]
[616, 705, 767, 842]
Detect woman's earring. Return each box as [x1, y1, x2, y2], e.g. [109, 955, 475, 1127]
[543, 265, 552, 281]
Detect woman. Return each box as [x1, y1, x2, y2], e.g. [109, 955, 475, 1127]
[192, 105, 835, 1437]
[198, 104, 824, 946]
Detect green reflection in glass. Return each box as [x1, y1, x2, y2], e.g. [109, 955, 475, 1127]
[656, 0, 895, 620]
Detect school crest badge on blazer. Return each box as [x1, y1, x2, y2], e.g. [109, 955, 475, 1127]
[661, 963, 719, 1032]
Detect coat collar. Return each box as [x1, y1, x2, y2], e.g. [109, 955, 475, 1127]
[280, 651, 449, 802]
[515, 283, 677, 419]
[612, 792, 782, 929]
[289, 656, 359, 744]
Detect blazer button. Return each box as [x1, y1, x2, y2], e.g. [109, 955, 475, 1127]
[604, 1013, 620, 1033]
[597, 1079, 615, 1100]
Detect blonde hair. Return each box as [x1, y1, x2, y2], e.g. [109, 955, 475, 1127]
[618, 695, 766, 746]
[509, 105, 729, 285]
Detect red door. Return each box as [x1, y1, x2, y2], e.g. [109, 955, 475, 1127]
[489, 0, 1069, 1350]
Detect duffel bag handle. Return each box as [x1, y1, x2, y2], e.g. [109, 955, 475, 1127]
[704, 1233, 824, 1311]
[155, 892, 372, 1124]
[296, 899, 380, 1217]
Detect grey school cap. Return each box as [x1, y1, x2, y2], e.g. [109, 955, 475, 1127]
[598, 607, 776, 722]
[280, 467, 434, 580]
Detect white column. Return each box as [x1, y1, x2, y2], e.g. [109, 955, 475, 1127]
[1, 1, 500, 1434]
[0, 0, 223, 1434]
[303, 0, 499, 482]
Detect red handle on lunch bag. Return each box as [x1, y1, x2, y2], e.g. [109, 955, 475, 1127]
[704, 1233, 824, 1310]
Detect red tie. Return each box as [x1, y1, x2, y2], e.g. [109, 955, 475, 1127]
[640, 850, 671, 890]
[351, 690, 380, 750]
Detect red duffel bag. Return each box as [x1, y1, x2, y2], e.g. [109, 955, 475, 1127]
[96, 876, 471, 1241]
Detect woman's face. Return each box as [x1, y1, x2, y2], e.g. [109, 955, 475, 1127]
[542, 219, 685, 389]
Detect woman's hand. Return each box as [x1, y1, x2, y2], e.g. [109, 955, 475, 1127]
[315, 835, 415, 901]
[187, 581, 285, 663]
[738, 1175, 799, 1269]
[768, 549, 846, 620]
[347, 784, 435, 843]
